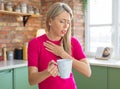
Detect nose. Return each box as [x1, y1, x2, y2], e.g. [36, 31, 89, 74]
[63, 22, 68, 28]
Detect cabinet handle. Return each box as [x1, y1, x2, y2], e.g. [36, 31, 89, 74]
[0, 70, 12, 75]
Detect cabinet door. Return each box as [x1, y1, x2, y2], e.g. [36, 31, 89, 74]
[14, 66, 38, 89]
[73, 65, 108, 89]
[0, 69, 13, 89]
[108, 67, 120, 89]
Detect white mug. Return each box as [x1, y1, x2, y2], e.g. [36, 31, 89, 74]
[57, 59, 72, 79]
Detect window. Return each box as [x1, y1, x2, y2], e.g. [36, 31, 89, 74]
[85, 0, 120, 58]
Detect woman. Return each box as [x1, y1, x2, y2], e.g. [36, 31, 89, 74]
[28, 2, 91, 89]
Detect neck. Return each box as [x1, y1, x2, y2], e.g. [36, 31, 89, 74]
[47, 32, 61, 41]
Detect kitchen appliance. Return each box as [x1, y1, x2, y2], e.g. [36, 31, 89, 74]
[14, 47, 23, 60]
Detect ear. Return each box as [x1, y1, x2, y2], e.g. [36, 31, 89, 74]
[49, 19, 52, 26]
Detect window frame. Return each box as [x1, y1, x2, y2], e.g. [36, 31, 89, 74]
[85, 0, 120, 59]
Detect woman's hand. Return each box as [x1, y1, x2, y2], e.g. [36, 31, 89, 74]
[47, 60, 58, 77]
[44, 41, 65, 57]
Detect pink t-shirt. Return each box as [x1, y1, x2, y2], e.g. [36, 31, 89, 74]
[28, 34, 86, 89]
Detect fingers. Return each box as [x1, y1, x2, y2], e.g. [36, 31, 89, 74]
[44, 41, 64, 57]
[48, 65, 58, 77]
[49, 60, 57, 65]
[47, 60, 58, 77]
[44, 41, 56, 48]
[46, 41, 56, 46]
[44, 41, 58, 55]
[44, 41, 56, 51]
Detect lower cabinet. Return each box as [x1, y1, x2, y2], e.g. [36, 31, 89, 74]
[1, 65, 120, 89]
[14, 67, 38, 89]
[73, 66, 108, 89]
[73, 65, 120, 89]
[0, 69, 13, 89]
[0, 66, 38, 89]
[108, 67, 120, 89]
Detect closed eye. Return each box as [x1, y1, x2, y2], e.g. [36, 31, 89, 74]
[60, 20, 70, 25]
[60, 20, 65, 23]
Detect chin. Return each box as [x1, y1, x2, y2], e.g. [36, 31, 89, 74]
[61, 34, 64, 37]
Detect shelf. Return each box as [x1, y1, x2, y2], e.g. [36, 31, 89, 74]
[0, 10, 42, 26]
[0, 10, 31, 16]
[31, 14, 41, 17]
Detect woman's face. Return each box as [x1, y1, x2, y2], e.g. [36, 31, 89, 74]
[49, 11, 71, 37]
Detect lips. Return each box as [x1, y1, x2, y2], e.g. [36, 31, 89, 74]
[61, 30, 67, 34]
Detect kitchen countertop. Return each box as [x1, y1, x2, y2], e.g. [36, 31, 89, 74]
[88, 58, 120, 68]
[0, 58, 120, 71]
[0, 60, 27, 71]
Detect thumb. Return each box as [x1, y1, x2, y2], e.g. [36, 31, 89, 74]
[60, 39, 63, 47]
[49, 60, 57, 65]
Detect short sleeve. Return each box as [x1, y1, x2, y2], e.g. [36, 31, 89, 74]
[28, 38, 40, 67]
[71, 37, 86, 60]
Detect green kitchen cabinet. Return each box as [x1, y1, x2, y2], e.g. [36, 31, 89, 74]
[108, 67, 120, 89]
[0, 69, 13, 89]
[73, 66, 108, 89]
[14, 66, 38, 89]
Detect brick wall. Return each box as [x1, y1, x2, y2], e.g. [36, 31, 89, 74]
[0, 0, 85, 53]
[72, 0, 85, 47]
[0, 0, 41, 52]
